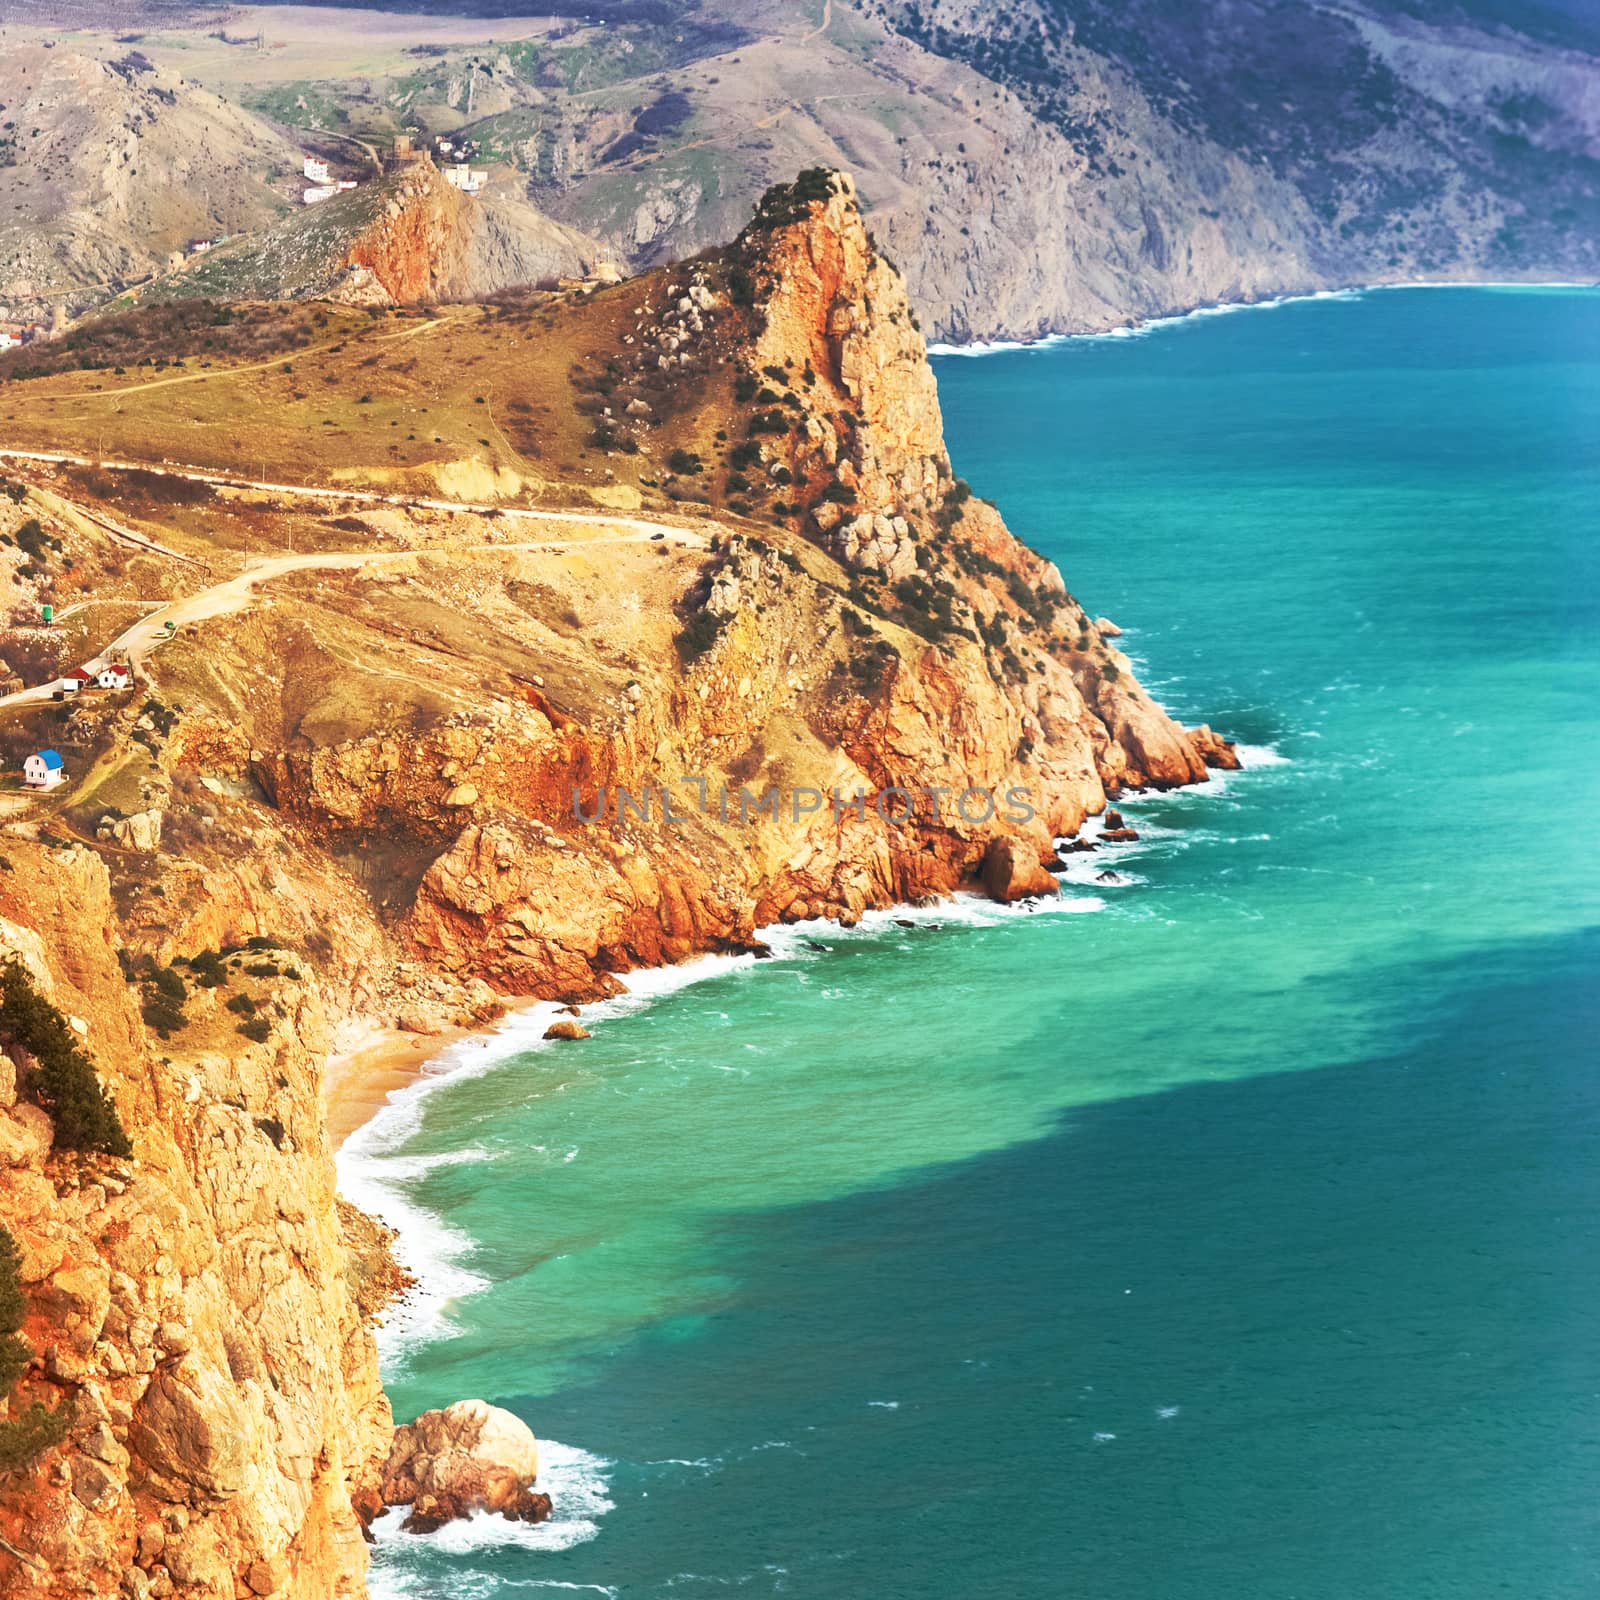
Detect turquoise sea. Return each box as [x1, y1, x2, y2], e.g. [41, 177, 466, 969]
[344, 286, 1600, 1600]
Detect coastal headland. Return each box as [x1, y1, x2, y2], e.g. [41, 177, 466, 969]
[0, 170, 1235, 1596]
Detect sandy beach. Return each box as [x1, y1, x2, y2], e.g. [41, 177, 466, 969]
[324, 1018, 495, 1149]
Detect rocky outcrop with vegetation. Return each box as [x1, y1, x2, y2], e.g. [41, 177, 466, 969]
[0, 167, 1235, 1593]
[159, 159, 606, 309]
[0, 847, 392, 1598]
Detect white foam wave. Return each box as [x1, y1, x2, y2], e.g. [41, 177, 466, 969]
[930, 281, 1596, 354]
[1234, 743, 1291, 769]
[927, 333, 1071, 357]
[339, 960, 757, 1362]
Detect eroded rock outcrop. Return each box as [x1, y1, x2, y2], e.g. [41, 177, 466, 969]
[237, 172, 1240, 1000]
[380, 1401, 549, 1535]
[0, 846, 392, 1599]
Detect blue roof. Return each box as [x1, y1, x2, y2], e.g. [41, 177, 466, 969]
[33, 749, 63, 769]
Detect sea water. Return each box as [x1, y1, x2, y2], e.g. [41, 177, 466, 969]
[346, 285, 1600, 1599]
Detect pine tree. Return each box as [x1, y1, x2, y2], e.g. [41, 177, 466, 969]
[0, 959, 132, 1158]
[0, 1225, 71, 1474]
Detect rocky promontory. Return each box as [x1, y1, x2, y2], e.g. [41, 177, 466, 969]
[0, 167, 1235, 1596]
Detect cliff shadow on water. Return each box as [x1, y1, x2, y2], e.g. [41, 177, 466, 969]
[369, 925, 1600, 1600]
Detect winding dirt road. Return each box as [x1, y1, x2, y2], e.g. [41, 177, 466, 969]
[0, 521, 702, 713]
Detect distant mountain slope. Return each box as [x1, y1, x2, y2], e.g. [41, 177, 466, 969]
[878, 0, 1600, 295]
[0, 46, 298, 322]
[151, 159, 607, 307]
[6, 1, 1596, 337]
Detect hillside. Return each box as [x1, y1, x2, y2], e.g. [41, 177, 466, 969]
[150, 159, 609, 307]
[15, 0, 1591, 339]
[0, 45, 299, 325]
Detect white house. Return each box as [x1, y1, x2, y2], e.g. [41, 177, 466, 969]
[303, 185, 338, 206]
[96, 663, 132, 691]
[443, 163, 485, 194]
[23, 749, 64, 790]
[0, 331, 19, 352]
[303, 156, 330, 184]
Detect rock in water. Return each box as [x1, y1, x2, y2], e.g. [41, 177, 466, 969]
[543, 1019, 591, 1041]
[382, 1400, 547, 1533]
[1188, 724, 1242, 769]
[979, 837, 1060, 903]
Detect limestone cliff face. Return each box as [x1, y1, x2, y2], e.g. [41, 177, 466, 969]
[0, 845, 391, 1599]
[250, 175, 1235, 999]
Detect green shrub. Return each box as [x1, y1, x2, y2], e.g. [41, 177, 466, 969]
[185, 949, 228, 989]
[0, 1229, 23, 1389]
[675, 609, 728, 663]
[0, 1229, 73, 1467]
[150, 966, 186, 1003]
[0, 961, 131, 1156]
[666, 449, 703, 476]
[236, 1018, 271, 1044]
[225, 993, 256, 1016]
[0, 1398, 73, 1474]
[140, 998, 186, 1040]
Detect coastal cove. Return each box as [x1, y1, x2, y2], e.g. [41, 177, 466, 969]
[341, 286, 1600, 1600]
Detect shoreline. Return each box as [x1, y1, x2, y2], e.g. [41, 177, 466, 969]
[327, 744, 1289, 1154]
[326, 1017, 512, 1151]
[927, 277, 1600, 355]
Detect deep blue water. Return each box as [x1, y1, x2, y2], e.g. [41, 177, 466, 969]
[348, 286, 1600, 1599]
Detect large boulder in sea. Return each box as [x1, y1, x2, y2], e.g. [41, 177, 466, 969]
[1188, 724, 1241, 770]
[381, 1400, 551, 1534]
[979, 837, 1059, 903]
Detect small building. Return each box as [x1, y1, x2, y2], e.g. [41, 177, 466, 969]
[96, 663, 132, 691]
[393, 134, 416, 162]
[303, 185, 338, 206]
[303, 156, 331, 184]
[337, 179, 358, 191]
[443, 163, 485, 194]
[23, 750, 64, 790]
[58, 671, 90, 694]
[0, 330, 19, 352]
[187, 238, 216, 256]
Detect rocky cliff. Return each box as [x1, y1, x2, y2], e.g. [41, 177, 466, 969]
[240, 172, 1235, 997]
[0, 846, 391, 1599]
[0, 167, 1234, 1592]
